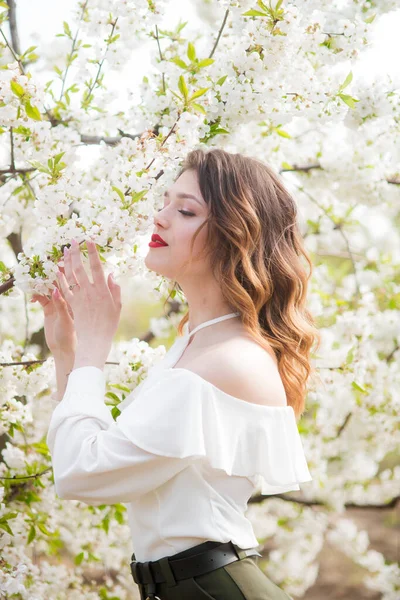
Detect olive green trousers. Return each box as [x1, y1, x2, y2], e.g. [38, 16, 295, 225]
[134, 541, 293, 600]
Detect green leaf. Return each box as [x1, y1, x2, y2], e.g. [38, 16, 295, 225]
[281, 161, 293, 169]
[0, 1, 10, 9]
[189, 87, 209, 102]
[111, 406, 121, 420]
[216, 75, 227, 86]
[54, 151, 65, 165]
[338, 93, 359, 109]
[170, 89, 183, 101]
[197, 58, 214, 69]
[187, 42, 196, 62]
[112, 185, 125, 202]
[339, 71, 353, 92]
[276, 0, 284, 9]
[257, 0, 269, 11]
[101, 514, 110, 534]
[0, 521, 13, 535]
[24, 45, 37, 54]
[13, 125, 31, 137]
[74, 552, 84, 565]
[108, 34, 120, 45]
[352, 381, 367, 393]
[275, 128, 291, 138]
[27, 159, 49, 173]
[10, 80, 25, 98]
[114, 509, 124, 524]
[25, 101, 42, 121]
[28, 525, 36, 544]
[37, 522, 51, 535]
[130, 190, 147, 203]
[242, 10, 267, 17]
[63, 21, 72, 38]
[191, 102, 206, 114]
[110, 383, 131, 393]
[31, 441, 49, 456]
[213, 127, 229, 135]
[105, 391, 120, 404]
[170, 57, 187, 69]
[345, 347, 354, 365]
[178, 75, 188, 100]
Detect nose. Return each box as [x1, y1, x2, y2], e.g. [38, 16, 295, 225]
[153, 209, 166, 227]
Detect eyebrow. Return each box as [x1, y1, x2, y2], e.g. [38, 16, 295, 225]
[164, 190, 203, 207]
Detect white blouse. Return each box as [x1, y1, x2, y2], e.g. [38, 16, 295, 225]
[46, 312, 312, 562]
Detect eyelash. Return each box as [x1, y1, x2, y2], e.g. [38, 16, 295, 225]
[157, 209, 194, 217]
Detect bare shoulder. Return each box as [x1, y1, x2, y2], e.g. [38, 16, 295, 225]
[192, 337, 287, 408]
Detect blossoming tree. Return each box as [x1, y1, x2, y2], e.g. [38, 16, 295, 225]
[0, 0, 399, 598]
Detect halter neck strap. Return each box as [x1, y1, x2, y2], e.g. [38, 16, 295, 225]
[187, 312, 241, 339]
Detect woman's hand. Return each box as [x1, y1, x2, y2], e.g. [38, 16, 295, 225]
[56, 238, 121, 369]
[30, 264, 77, 357]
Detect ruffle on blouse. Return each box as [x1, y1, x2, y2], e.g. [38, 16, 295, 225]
[116, 368, 312, 495]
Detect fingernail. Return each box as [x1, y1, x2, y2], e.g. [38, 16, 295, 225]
[53, 288, 60, 299]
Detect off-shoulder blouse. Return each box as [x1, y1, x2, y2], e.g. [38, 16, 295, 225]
[46, 312, 312, 562]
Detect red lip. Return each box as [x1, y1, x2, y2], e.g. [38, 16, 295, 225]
[151, 234, 168, 246]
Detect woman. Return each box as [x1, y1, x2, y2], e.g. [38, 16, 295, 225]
[33, 148, 321, 600]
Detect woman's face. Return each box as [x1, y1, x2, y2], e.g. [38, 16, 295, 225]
[145, 169, 209, 282]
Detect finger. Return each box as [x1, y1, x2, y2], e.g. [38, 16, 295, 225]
[53, 268, 69, 300]
[31, 292, 56, 316]
[31, 293, 50, 307]
[87, 238, 107, 288]
[50, 268, 75, 317]
[63, 246, 80, 289]
[56, 269, 75, 303]
[108, 272, 121, 307]
[53, 287, 73, 318]
[69, 239, 91, 288]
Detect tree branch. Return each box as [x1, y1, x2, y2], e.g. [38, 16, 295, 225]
[0, 467, 52, 480]
[209, 8, 229, 58]
[6, 0, 20, 55]
[59, 0, 89, 102]
[84, 18, 118, 105]
[249, 492, 400, 510]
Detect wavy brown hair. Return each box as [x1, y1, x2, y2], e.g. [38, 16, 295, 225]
[164, 147, 321, 420]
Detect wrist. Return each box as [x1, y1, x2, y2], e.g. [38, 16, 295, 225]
[73, 344, 107, 371]
[53, 350, 75, 366]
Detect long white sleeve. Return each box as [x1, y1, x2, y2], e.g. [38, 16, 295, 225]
[46, 366, 194, 505]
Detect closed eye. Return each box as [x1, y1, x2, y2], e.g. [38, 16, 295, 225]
[157, 209, 195, 217]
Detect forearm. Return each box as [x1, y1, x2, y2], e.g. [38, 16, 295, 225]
[54, 352, 75, 402]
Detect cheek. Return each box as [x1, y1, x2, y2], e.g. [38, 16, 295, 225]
[187, 226, 208, 259]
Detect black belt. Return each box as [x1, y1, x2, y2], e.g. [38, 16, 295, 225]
[130, 540, 262, 596]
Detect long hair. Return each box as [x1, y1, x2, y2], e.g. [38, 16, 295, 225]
[164, 147, 321, 420]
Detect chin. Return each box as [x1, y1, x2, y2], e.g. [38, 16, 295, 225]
[144, 252, 173, 279]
